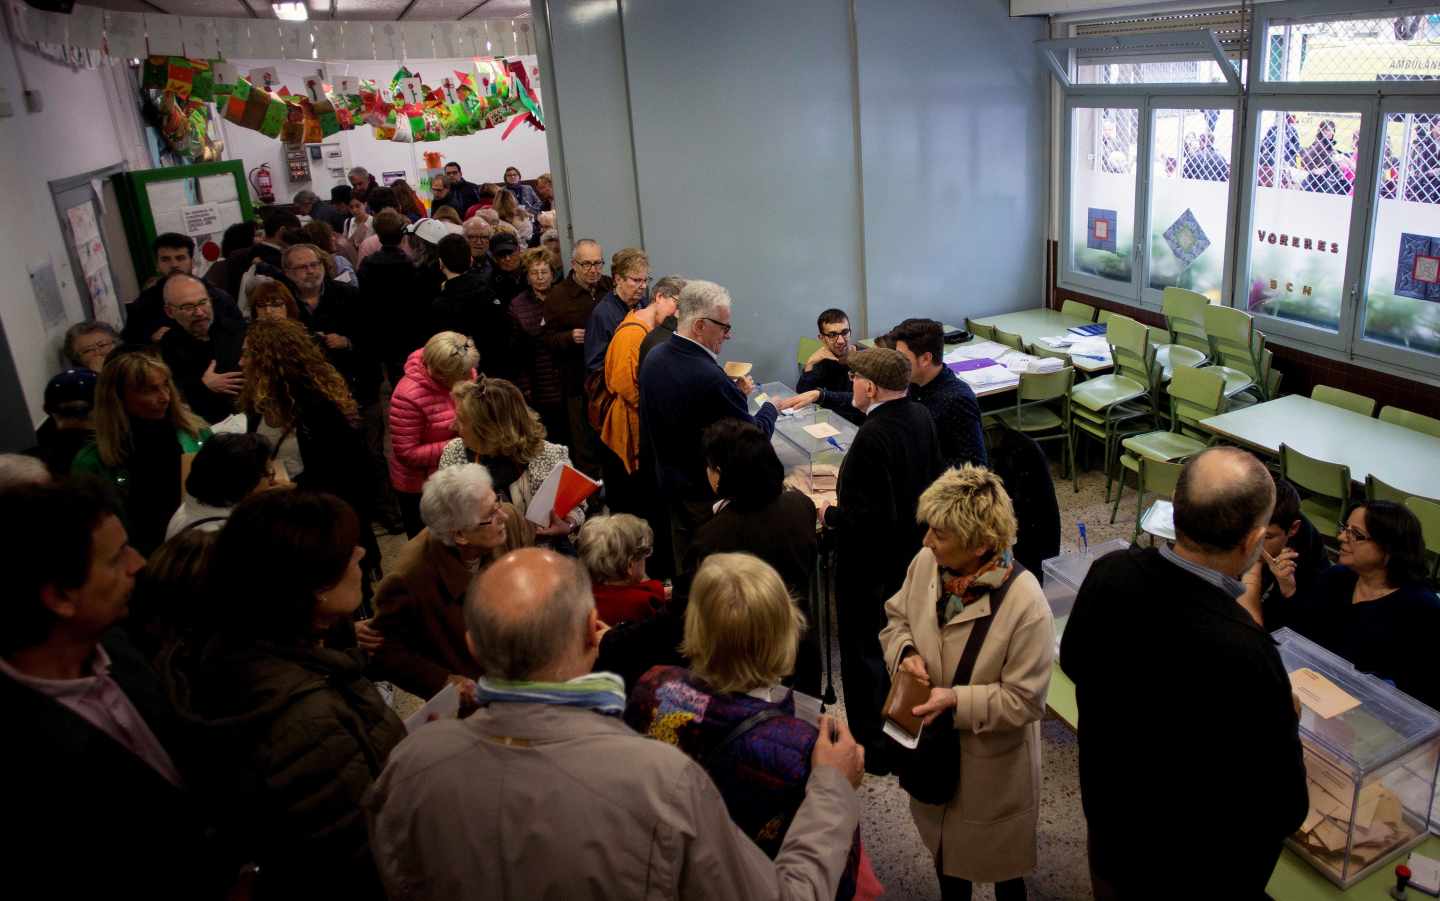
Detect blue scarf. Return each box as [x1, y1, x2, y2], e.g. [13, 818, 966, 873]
[474, 671, 627, 716]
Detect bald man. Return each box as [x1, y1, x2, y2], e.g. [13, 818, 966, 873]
[367, 548, 865, 901]
[159, 274, 246, 423]
[1060, 448, 1307, 899]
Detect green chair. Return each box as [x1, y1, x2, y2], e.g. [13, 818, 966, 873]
[1028, 341, 1071, 362]
[1404, 496, 1440, 580]
[1097, 309, 1115, 324]
[1379, 405, 1440, 438]
[993, 328, 1025, 352]
[1203, 305, 1270, 401]
[1161, 286, 1211, 355]
[1070, 314, 1155, 496]
[1312, 385, 1376, 417]
[796, 337, 822, 377]
[1365, 474, 1411, 505]
[1280, 444, 1351, 539]
[995, 366, 1075, 477]
[966, 318, 996, 341]
[1110, 366, 1226, 523]
[1133, 458, 1184, 543]
[1061, 300, 1097, 322]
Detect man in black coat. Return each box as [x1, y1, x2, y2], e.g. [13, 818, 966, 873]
[357, 210, 421, 385]
[891, 317, 988, 470]
[122, 233, 244, 346]
[638, 280, 781, 573]
[0, 481, 235, 898]
[1060, 448, 1307, 898]
[227, 209, 299, 305]
[819, 347, 943, 767]
[794, 308, 864, 426]
[282, 244, 380, 407]
[158, 274, 246, 424]
[430, 234, 518, 382]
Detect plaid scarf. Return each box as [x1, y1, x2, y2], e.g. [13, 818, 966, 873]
[936, 549, 1014, 625]
[474, 671, 627, 716]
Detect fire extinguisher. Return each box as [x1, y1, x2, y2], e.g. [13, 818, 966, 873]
[249, 164, 275, 205]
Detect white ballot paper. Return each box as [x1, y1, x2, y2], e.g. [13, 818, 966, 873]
[404, 682, 462, 733]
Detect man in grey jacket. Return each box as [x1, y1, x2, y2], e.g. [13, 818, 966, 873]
[365, 548, 865, 900]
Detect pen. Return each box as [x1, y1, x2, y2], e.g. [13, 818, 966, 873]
[1072, 353, 1109, 361]
[1078, 521, 1088, 555]
[826, 437, 846, 452]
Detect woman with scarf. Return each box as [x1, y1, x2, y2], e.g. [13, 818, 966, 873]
[878, 465, 1055, 901]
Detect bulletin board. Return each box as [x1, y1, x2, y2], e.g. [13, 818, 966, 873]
[113, 160, 254, 281]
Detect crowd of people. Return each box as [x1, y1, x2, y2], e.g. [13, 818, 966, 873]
[7, 156, 1439, 900]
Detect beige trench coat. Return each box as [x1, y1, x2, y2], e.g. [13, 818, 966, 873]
[879, 547, 1056, 883]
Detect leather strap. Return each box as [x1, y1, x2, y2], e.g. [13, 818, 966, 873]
[702, 707, 785, 770]
[948, 562, 1026, 689]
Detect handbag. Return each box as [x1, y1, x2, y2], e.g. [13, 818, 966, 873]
[584, 320, 646, 430]
[895, 562, 1025, 806]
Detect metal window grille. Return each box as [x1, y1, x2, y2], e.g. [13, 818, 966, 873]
[1072, 7, 1249, 85]
[1153, 108, 1233, 183]
[1264, 8, 1440, 83]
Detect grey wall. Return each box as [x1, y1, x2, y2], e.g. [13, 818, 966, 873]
[534, 0, 1048, 383]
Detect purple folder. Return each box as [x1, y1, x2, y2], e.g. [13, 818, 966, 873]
[949, 358, 999, 373]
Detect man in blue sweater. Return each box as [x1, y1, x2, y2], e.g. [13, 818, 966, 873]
[639, 280, 790, 572]
[890, 317, 988, 470]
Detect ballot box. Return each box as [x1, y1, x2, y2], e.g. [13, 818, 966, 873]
[773, 407, 859, 506]
[1273, 628, 1440, 887]
[1040, 539, 1130, 652]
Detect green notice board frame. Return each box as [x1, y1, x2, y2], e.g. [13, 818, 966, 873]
[114, 160, 253, 283]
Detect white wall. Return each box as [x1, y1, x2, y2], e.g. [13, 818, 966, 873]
[0, 36, 130, 433]
[220, 56, 551, 204]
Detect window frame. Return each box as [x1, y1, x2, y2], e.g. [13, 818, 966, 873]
[1248, 0, 1440, 97]
[1059, 95, 1148, 302]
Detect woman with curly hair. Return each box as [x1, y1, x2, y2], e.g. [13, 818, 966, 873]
[438, 376, 583, 546]
[389, 179, 427, 222]
[72, 348, 211, 554]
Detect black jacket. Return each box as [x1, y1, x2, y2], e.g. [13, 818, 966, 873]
[1060, 546, 1308, 895]
[485, 259, 528, 314]
[356, 245, 421, 379]
[796, 358, 864, 426]
[910, 365, 988, 470]
[298, 279, 381, 406]
[1259, 513, 1329, 629]
[986, 427, 1061, 578]
[225, 243, 284, 306]
[823, 398, 943, 621]
[430, 269, 520, 382]
[160, 317, 247, 424]
[2, 630, 232, 898]
[122, 279, 244, 347]
[689, 489, 818, 596]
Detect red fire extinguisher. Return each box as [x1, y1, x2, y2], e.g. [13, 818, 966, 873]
[249, 164, 275, 205]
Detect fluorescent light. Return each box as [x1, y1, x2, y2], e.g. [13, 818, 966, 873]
[273, 2, 309, 20]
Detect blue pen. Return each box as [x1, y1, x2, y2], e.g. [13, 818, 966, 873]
[825, 436, 846, 453]
[1078, 521, 1089, 555]
[1072, 353, 1109, 361]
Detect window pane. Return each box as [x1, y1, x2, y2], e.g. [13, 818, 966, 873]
[1245, 110, 1362, 332]
[1264, 9, 1440, 83]
[1070, 106, 1138, 284]
[1076, 58, 1243, 86]
[1362, 112, 1440, 358]
[1148, 107, 1233, 297]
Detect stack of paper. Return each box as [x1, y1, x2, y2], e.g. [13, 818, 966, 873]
[957, 366, 1020, 391]
[1036, 335, 1073, 349]
[946, 339, 1010, 361]
[1026, 357, 1064, 373]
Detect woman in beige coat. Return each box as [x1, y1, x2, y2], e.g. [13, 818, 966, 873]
[879, 465, 1055, 901]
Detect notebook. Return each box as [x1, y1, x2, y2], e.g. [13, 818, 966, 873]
[882, 669, 932, 750]
[1067, 323, 1107, 337]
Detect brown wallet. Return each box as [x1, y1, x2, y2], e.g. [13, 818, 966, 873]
[883, 668, 932, 740]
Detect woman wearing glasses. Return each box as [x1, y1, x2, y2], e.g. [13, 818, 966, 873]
[1282, 501, 1439, 708]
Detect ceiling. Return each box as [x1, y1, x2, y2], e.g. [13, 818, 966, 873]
[78, 0, 532, 21]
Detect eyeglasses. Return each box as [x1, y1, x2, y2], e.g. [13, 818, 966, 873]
[75, 338, 116, 357]
[620, 274, 650, 286]
[1337, 524, 1371, 543]
[574, 259, 604, 269]
[476, 508, 504, 527]
[701, 317, 732, 335]
[169, 299, 211, 315]
[822, 328, 851, 340]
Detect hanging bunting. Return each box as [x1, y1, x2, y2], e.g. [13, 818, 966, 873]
[278, 20, 310, 60]
[180, 16, 215, 59]
[401, 22, 435, 60]
[340, 21, 374, 60]
[213, 17, 247, 59]
[242, 20, 279, 59]
[69, 5, 105, 51]
[374, 22, 403, 59]
[312, 22, 341, 60]
[144, 12, 184, 55]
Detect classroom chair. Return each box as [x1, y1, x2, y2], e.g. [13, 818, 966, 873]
[993, 328, 1025, 352]
[795, 337, 822, 377]
[1364, 474, 1414, 505]
[995, 366, 1074, 478]
[1109, 365, 1226, 523]
[1028, 341, 1071, 362]
[965, 318, 996, 341]
[1202, 305, 1267, 402]
[1378, 405, 1440, 438]
[1097, 309, 1115, 325]
[1061, 300, 1097, 322]
[1133, 457, 1184, 544]
[1404, 496, 1440, 580]
[1280, 444, 1351, 540]
[1161, 286, 1211, 356]
[1312, 385, 1376, 417]
[1070, 314, 1154, 497]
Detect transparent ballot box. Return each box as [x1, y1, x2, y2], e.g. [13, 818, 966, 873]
[1273, 628, 1440, 888]
[773, 407, 858, 502]
[749, 381, 797, 415]
[1040, 539, 1129, 650]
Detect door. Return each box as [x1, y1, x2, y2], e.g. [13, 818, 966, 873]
[52, 168, 129, 329]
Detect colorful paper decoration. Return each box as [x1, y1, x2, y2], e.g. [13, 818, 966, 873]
[1396, 233, 1440, 302]
[1162, 208, 1211, 269]
[1087, 208, 1117, 253]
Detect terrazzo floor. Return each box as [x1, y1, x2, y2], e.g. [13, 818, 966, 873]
[375, 459, 1138, 900]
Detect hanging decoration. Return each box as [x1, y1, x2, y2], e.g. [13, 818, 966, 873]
[139, 52, 545, 163]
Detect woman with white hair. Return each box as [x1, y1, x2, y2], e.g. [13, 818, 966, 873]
[368, 463, 528, 703]
[389, 332, 478, 537]
[577, 513, 667, 626]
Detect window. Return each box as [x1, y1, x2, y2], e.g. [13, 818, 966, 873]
[1069, 105, 1140, 286]
[1263, 9, 1440, 83]
[1148, 106, 1234, 298]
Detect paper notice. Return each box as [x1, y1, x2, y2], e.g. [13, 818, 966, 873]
[1290, 668, 1361, 719]
[181, 203, 221, 237]
[403, 681, 461, 733]
[803, 422, 841, 440]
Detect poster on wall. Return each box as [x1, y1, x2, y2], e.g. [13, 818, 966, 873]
[1087, 208, 1117, 253]
[86, 269, 121, 328]
[1396, 233, 1440, 302]
[181, 203, 221, 236]
[1162, 209, 1211, 270]
[29, 260, 66, 333]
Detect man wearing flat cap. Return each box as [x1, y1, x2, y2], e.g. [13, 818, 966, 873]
[819, 346, 943, 772]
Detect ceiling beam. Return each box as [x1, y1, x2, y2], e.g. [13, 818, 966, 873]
[459, 0, 496, 19]
[395, 0, 421, 20]
[237, 0, 260, 18]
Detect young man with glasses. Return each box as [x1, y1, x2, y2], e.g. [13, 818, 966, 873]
[541, 238, 614, 476]
[793, 308, 864, 426]
[159, 273, 246, 424]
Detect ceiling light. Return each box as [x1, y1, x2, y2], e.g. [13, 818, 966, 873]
[273, 2, 309, 20]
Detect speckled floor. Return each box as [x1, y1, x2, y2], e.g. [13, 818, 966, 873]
[375, 457, 1138, 899]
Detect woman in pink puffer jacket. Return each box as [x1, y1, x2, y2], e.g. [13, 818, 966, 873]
[389, 332, 477, 536]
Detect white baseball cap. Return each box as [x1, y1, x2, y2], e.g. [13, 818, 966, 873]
[407, 218, 464, 245]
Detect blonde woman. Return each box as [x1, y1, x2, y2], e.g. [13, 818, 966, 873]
[439, 376, 583, 544]
[576, 513, 666, 625]
[73, 348, 211, 554]
[389, 332, 478, 536]
[879, 465, 1054, 901]
[623, 553, 878, 900]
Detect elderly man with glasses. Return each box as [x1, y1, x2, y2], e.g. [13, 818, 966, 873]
[159, 273, 246, 423]
[541, 238, 615, 477]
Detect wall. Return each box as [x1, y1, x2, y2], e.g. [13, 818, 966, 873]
[532, 0, 1050, 384]
[220, 56, 551, 204]
[0, 35, 131, 435]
